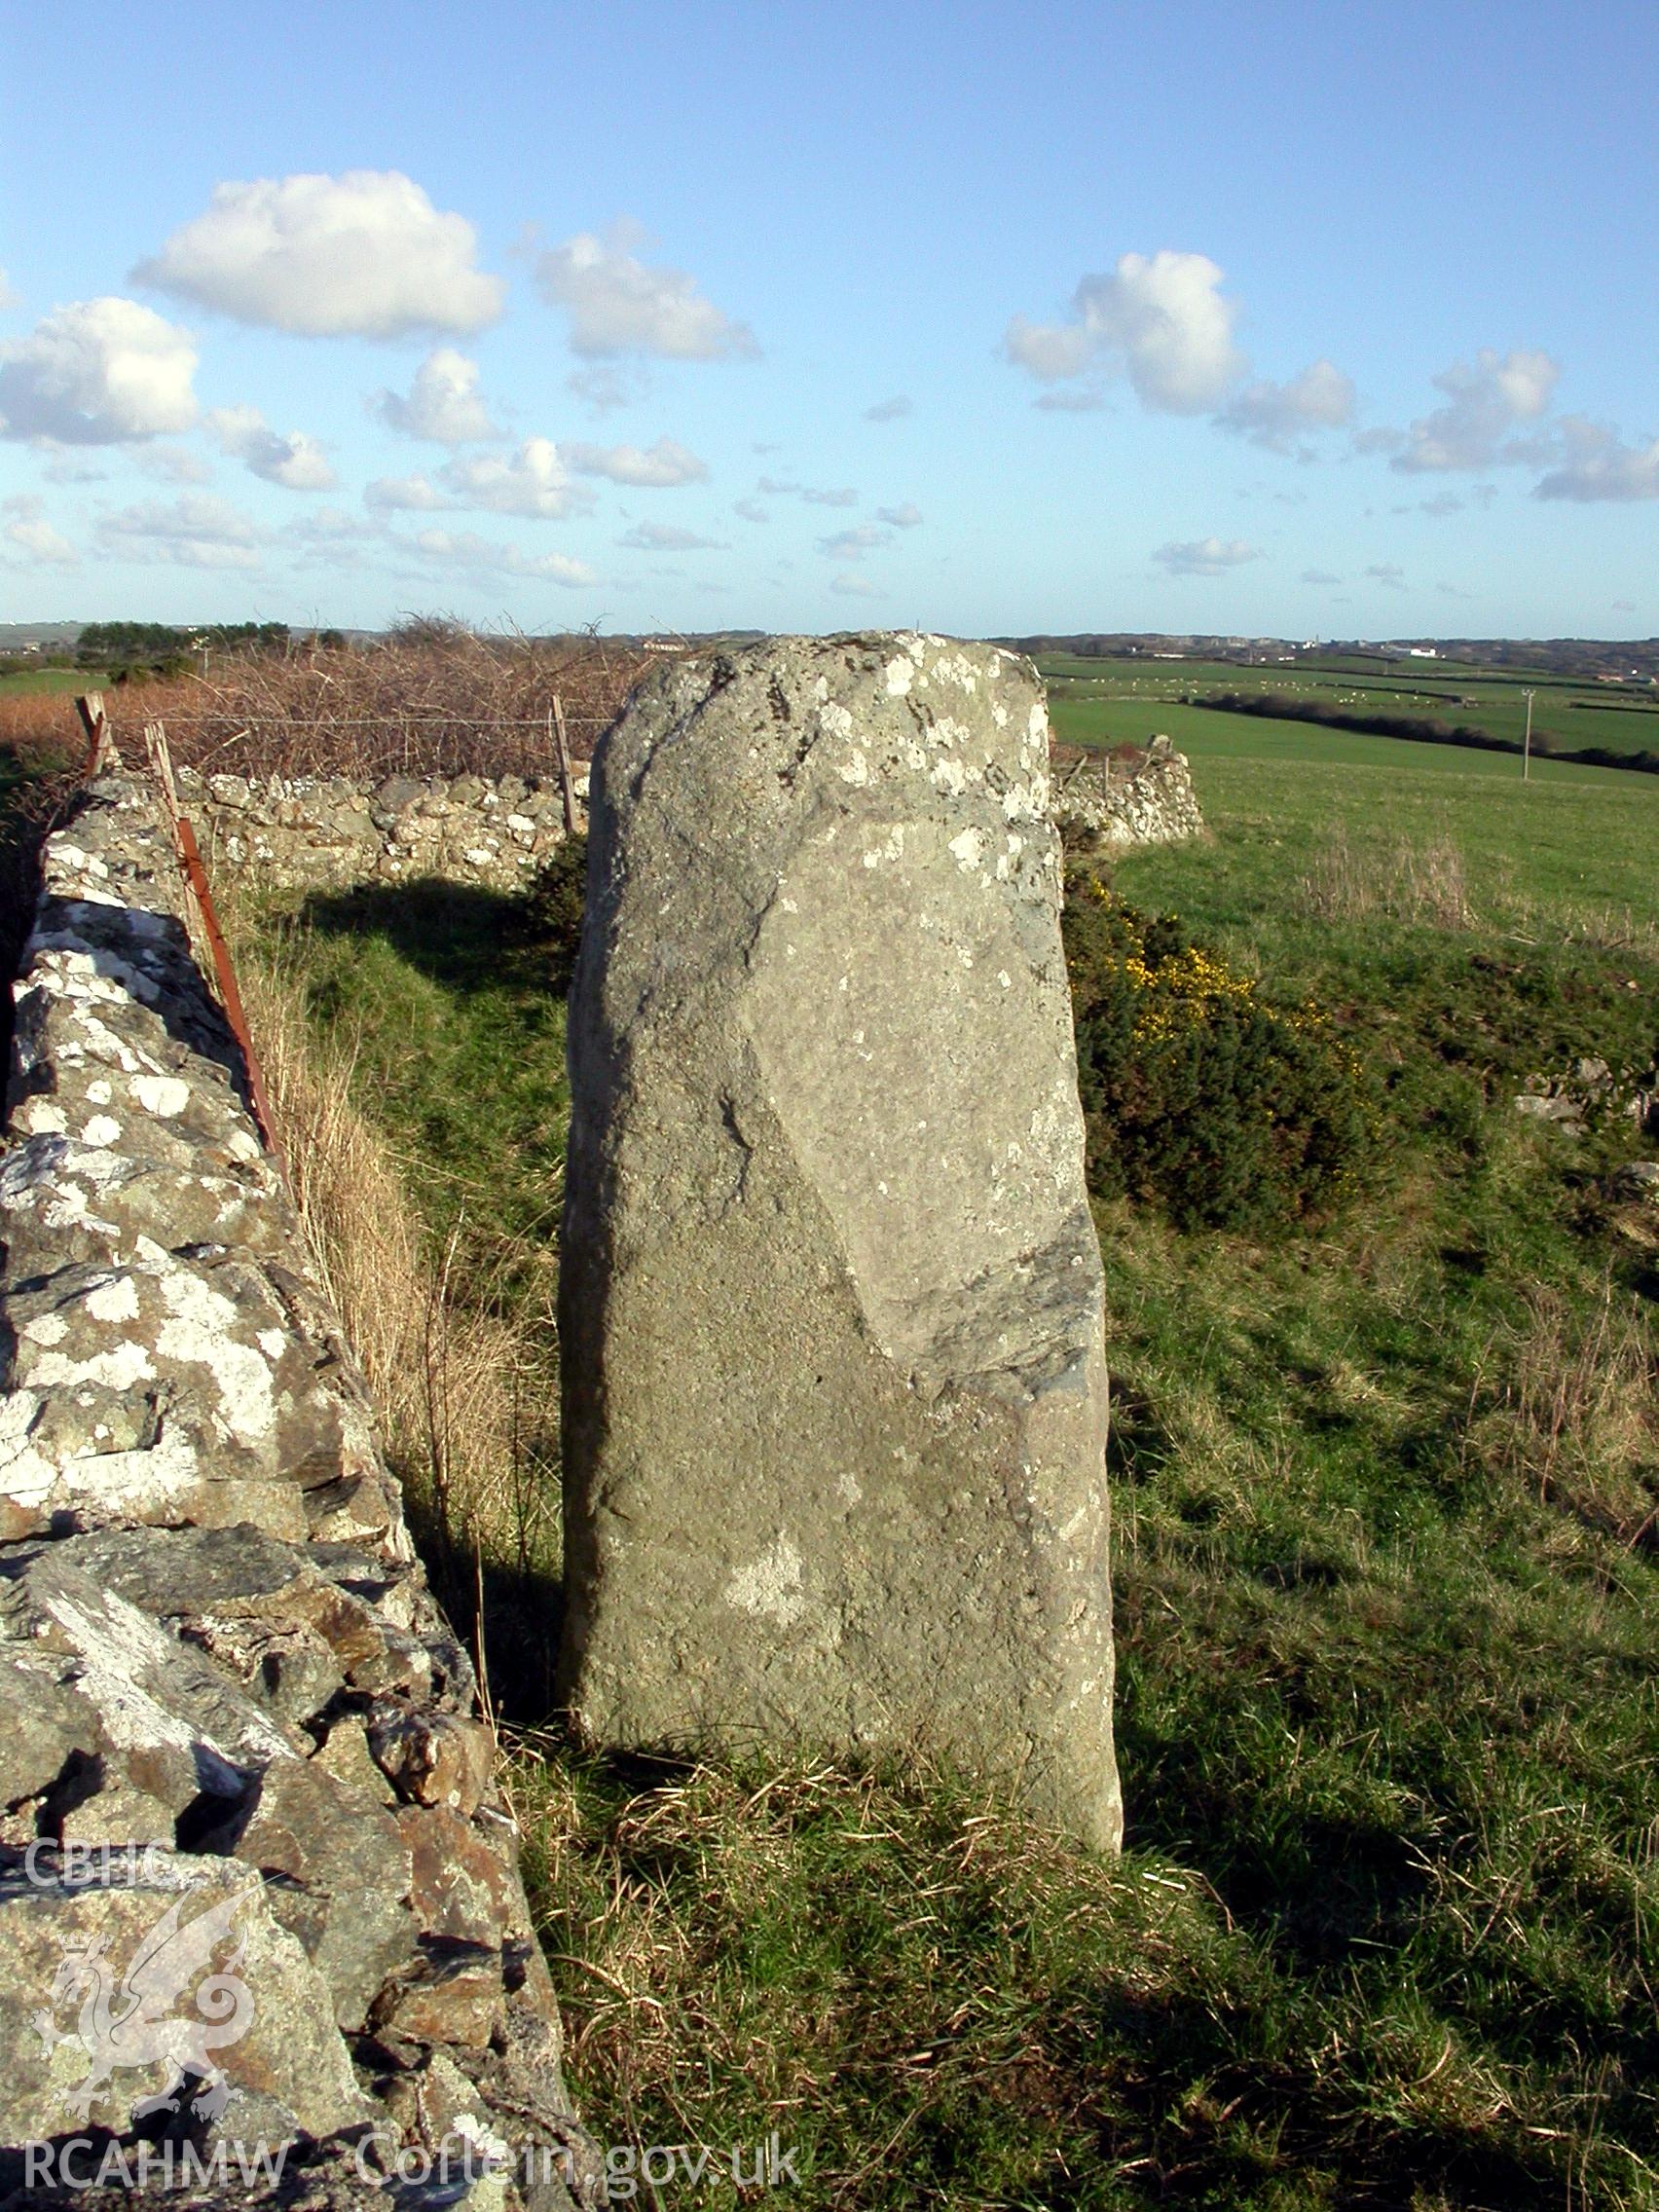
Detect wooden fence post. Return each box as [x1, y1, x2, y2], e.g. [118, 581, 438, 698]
[73, 692, 121, 777]
[550, 695, 579, 837]
[142, 719, 284, 1173]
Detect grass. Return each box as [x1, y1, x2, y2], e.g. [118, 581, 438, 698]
[0, 665, 92, 697]
[217, 719, 1659, 2207]
[231, 877, 571, 1709]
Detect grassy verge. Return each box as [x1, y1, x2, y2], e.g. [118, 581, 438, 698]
[233, 878, 571, 1712]
[232, 742, 1659, 2207]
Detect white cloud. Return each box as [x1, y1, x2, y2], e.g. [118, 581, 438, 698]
[1392, 348, 1559, 472]
[438, 437, 588, 518]
[1301, 568, 1343, 585]
[284, 505, 384, 569]
[830, 571, 877, 597]
[403, 527, 595, 586]
[865, 394, 912, 423]
[876, 502, 922, 528]
[1365, 562, 1408, 590]
[732, 498, 769, 523]
[365, 473, 450, 511]
[756, 475, 859, 507]
[374, 348, 500, 444]
[2, 494, 78, 567]
[1153, 535, 1261, 576]
[41, 453, 107, 483]
[286, 505, 381, 545]
[1216, 359, 1354, 452]
[536, 221, 756, 359]
[1007, 250, 1244, 414]
[98, 494, 266, 570]
[0, 270, 18, 311]
[567, 362, 649, 413]
[1533, 417, 1659, 502]
[135, 171, 505, 339]
[137, 443, 214, 484]
[0, 298, 197, 444]
[1004, 317, 1094, 382]
[818, 524, 891, 561]
[564, 436, 708, 487]
[204, 404, 335, 490]
[617, 521, 724, 550]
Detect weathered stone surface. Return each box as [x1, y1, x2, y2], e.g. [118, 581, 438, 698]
[0, 1853, 370, 2143]
[54, 1524, 472, 1722]
[1614, 1159, 1659, 1200]
[368, 1711, 494, 1816]
[559, 633, 1122, 1851]
[181, 768, 577, 895]
[214, 1758, 416, 2032]
[397, 1805, 516, 1948]
[372, 1947, 502, 2049]
[0, 1245, 396, 1549]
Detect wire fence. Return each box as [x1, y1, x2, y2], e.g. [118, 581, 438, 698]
[79, 637, 647, 786]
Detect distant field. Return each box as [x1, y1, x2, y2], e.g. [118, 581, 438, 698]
[0, 666, 91, 699]
[1045, 687, 1638, 787]
[1039, 651, 1659, 762]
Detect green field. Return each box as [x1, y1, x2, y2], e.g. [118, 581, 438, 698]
[1038, 650, 1659, 765]
[0, 664, 89, 697]
[219, 683, 1659, 2209]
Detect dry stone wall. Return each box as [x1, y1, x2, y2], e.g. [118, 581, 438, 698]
[179, 767, 587, 894]
[1051, 734, 1204, 851]
[0, 777, 597, 2209]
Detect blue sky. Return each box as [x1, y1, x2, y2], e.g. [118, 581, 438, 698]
[2, 0, 1655, 639]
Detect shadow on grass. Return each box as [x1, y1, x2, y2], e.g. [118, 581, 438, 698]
[401, 1476, 567, 1728]
[294, 876, 541, 994]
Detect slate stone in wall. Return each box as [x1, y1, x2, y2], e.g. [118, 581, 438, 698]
[560, 633, 1122, 1853]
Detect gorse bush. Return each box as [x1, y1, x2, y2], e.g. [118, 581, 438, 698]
[1063, 871, 1369, 1232]
[518, 831, 589, 991]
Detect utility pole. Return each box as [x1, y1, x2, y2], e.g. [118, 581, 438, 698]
[1522, 688, 1534, 782]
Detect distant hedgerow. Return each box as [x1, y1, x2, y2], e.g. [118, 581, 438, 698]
[1063, 873, 1368, 1232]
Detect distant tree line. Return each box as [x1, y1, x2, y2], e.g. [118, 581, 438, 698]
[1190, 690, 1659, 778]
[77, 622, 292, 681]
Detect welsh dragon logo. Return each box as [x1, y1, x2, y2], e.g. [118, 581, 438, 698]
[32, 1885, 256, 2125]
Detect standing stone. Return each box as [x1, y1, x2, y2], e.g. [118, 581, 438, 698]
[559, 634, 1121, 1852]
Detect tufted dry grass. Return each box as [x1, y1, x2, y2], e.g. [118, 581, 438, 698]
[234, 925, 549, 1590]
[1295, 825, 1475, 930]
